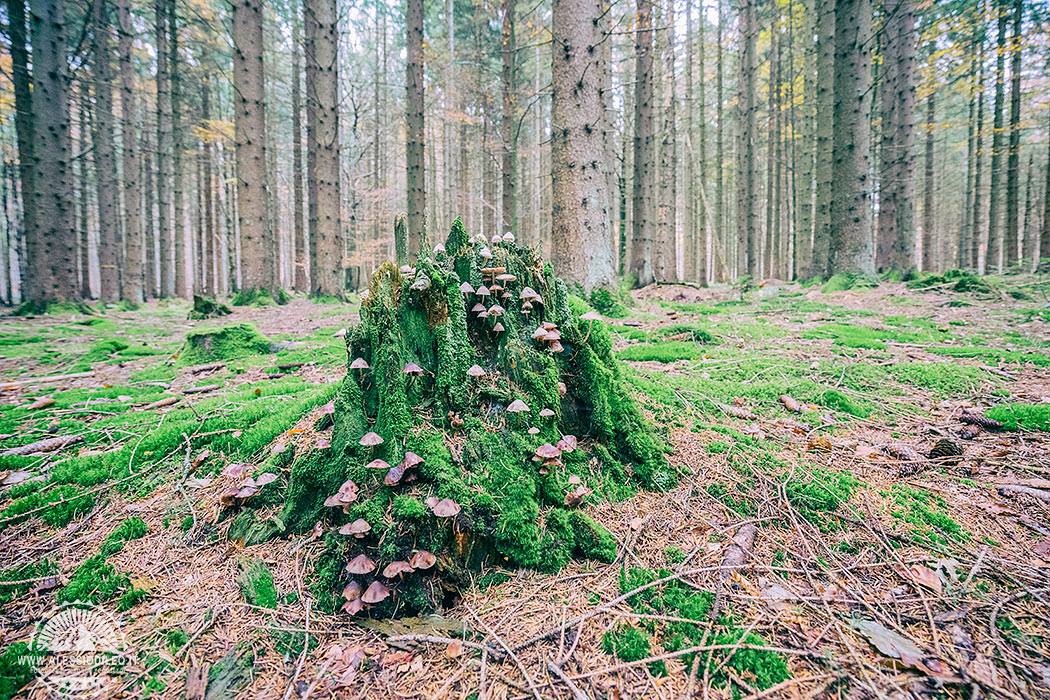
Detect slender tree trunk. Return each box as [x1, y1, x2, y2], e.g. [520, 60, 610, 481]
[796, 0, 815, 277]
[550, 0, 616, 292]
[764, 12, 778, 278]
[737, 0, 758, 278]
[305, 0, 342, 295]
[960, 28, 978, 269]
[79, 87, 93, 298]
[655, 0, 677, 281]
[291, 0, 307, 292]
[828, 0, 874, 275]
[143, 127, 157, 296]
[971, 50, 987, 272]
[169, 0, 187, 297]
[986, 3, 1007, 273]
[405, 0, 426, 254]
[92, 0, 120, 301]
[28, 0, 77, 302]
[232, 0, 273, 292]
[500, 0, 518, 235]
[1021, 152, 1034, 268]
[1003, 0, 1022, 268]
[155, 0, 173, 296]
[117, 0, 142, 303]
[6, 0, 38, 302]
[922, 87, 935, 271]
[810, 0, 835, 278]
[1041, 110, 1050, 263]
[201, 79, 216, 296]
[630, 0, 656, 286]
[715, 0, 725, 279]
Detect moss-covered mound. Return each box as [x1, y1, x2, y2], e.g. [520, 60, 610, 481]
[274, 219, 672, 617]
[189, 295, 233, 320]
[180, 323, 271, 364]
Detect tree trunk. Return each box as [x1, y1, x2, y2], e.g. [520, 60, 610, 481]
[92, 0, 120, 301]
[1042, 110, 1050, 263]
[715, 0, 725, 279]
[985, 3, 1007, 273]
[971, 51, 986, 272]
[6, 0, 38, 302]
[737, 0, 758, 278]
[232, 0, 272, 293]
[169, 0, 186, 297]
[1021, 152, 1034, 268]
[117, 0, 143, 303]
[143, 127, 157, 296]
[960, 24, 978, 269]
[630, 0, 656, 286]
[155, 0, 173, 296]
[828, 0, 874, 275]
[28, 0, 78, 303]
[405, 0, 426, 254]
[201, 79, 216, 296]
[550, 0, 616, 292]
[810, 0, 835, 278]
[1003, 0, 1022, 268]
[655, 0, 677, 281]
[305, 0, 342, 296]
[79, 86, 93, 298]
[500, 0, 518, 236]
[922, 87, 935, 272]
[291, 0, 307, 292]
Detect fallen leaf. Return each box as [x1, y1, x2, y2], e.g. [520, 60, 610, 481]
[445, 639, 464, 658]
[850, 618, 925, 666]
[898, 564, 943, 595]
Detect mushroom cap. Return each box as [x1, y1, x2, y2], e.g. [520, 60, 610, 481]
[580, 310, 603, 321]
[339, 518, 372, 537]
[342, 597, 365, 615]
[480, 266, 507, 275]
[531, 326, 549, 341]
[466, 364, 486, 378]
[501, 232, 515, 243]
[522, 301, 534, 311]
[520, 287, 539, 300]
[476, 285, 491, 297]
[361, 580, 391, 604]
[471, 303, 486, 313]
[491, 234, 502, 244]
[488, 304, 505, 316]
[350, 357, 370, 370]
[409, 550, 437, 570]
[360, 432, 384, 447]
[492, 322, 505, 333]
[539, 408, 555, 418]
[527, 426, 540, 435]
[365, 458, 391, 470]
[346, 554, 377, 575]
[507, 399, 530, 413]
[325, 480, 359, 507]
[557, 435, 578, 452]
[384, 464, 406, 486]
[400, 451, 425, 468]
[534, 443, 562, 461]
[549, 341, 565, 353]
[255, 472, 278, 487]
[478, 311, 489, 319]
[558, 382, 567, 396]
[479, 247, 493, 259]
[382, 560, 414, 578]
[564, 485, 593, 507]
[544, 329, 562, 341]
[542, 322, 558, 331]
[428, 498, 461, 518]
[568, 474, 582, 485]
[403, 362, 425, 376]
[460, 282, 475, 294]
[496, 273, 516, 282]
[342, 580, 363, 601]
[399, 264, 415, 275]
[434, 243, 446, 254]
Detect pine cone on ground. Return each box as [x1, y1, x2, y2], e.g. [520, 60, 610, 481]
[928, 438, 964, 464]
[960, 410, 1003, 432]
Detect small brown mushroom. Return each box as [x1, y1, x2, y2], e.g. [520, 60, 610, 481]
[527, 426, 540, 435]
[580, 310, 603, 322]
[409, 550, 437, 570]
[400, 451, 424, 469]
[360, 432, 384, 447]
[507, 399, 530, 414]
[501, 232, 515, 243]
[428, 498, 461, 518]
[544, 329, 562, 342]
[471, 302, 486, 313]
[342, 580, 363, 601]
[496, 273, 516, 283]
[342, 597, 365, 615]
[384, 464, 406, 486]
[339, 519, 372, 538]
[564, 485, 593, 507]
[548, 341, 565, 353]
[467, 364, 486, 378]
[350, 357, 370, 370]
[557, 435, 578, 453]
[403, 362, 425, 376]
[382, 560, 414, 578]
[324, 479, 359, 507]
[460, 282, 475, 295]
[479, 247, 493, 260]
[531, 326, 549, 341]
[488, 304, 505, 317]
[533, 443, 562, 462]
[539, 408, 555, 418]
[255, 472, 278, 487]
[492, 322, 505, 334]
[476, 285, 491, 298]
[346, 554, 377, 575]
[365, 458, 391, 471]
[362, 580, 391, 604]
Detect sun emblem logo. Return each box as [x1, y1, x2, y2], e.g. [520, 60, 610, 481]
[27, 602, 128, 698]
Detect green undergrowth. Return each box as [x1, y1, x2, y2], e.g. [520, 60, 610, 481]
[907, 269, 993, 295]
[589, 287, 630, 318]
[246, 218, 670, 617]
[985, 403, 1050, 431]
[0, 641, 37, 700]
[927, 345, 1050, 367]
[602, 567, 790, 692]
[0, 560, 58, 606]
[179, 323, 272, 364]
[238, 559, 278, 608]
[802, 322, 950, 349]
[231, 288, 291, 307]
[887, 485, 969, 549]
[785, 468, 860, 530]
[190, 295, 233, 320]
[821, 272, 879, 293]
[888, 362, 991, 396]
[57, 517, 148, 609]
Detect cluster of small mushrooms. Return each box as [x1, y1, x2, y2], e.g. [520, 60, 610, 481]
[219, 462, 278, 506]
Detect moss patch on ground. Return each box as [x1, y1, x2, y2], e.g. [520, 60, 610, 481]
[985, 403, 1050, 431]
[57, 517, 148, 608]
[179, 323, 271, 364]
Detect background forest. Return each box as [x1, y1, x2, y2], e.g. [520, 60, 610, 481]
[0, 0, 1048, 307]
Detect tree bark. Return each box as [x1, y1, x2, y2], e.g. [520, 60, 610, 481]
[629, 0, 656, 286]
[155, 0, 173, 296]
[922, 86, 935, 272]
[500, 0, 518, 236]
[6, 0, 38, 302]
[810, 0, 835, 278]
[655, 0, 677, 281]
[737, 0, 758, 278]
[291, 0, 307, 292]
[1003, 0, 1022, 268]
[970, 48, 986, 272]
[985, 3, 1007, 273]
[169, 0, 186, 297]
[117, 0, 143, 303]
[305, 0, 342, 296]
[828, 0, 874, 275]
[550, 0, 616, 292]
[405, 0, 426, 255]
[92, 0, 120, 301]
[232, 0, 273, 293]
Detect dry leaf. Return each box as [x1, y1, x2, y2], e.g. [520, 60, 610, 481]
[899, 564, 943, 594]
[445, 639, 464, 658]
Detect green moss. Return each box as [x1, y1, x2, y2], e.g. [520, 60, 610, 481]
[707, 628, 791, 692]
[816, 389, 873, 418]
[821, 272, 878, 293]
[0, 560, 58, 605]
[664, 546, 686, 564]
[889, 362, 989, 395]
[231, 288, 290, 306]
[189, 295, 232, 320]
[985, 403, 1050, 431]
[602, 624, 661, 673]
[785, 468, 859, 529]
[0, 485, 95, 529]
[0, 642, 38, 700]
[928, 345, 1050, 367]
[165, 629, 189, 654]
[707, 482, 755, 516]
[57, 518, 148, 605]
[271, 627, 318, 659]
[907, 269, 993, 295]
[618, 341, 710, 363]
[239, 559, 278, 609]
[569, 511, 617, 562]
[887, 485, 968, 548]
[589, 288, 629, 318]
[179, 323, 271, 364]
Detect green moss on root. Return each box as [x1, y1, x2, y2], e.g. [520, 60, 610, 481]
[179, 323, 271, 364]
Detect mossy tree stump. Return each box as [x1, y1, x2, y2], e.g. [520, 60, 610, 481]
[278, 219, 673, 616]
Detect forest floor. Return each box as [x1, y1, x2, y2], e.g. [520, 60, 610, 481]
[0, 275, 1048, 699]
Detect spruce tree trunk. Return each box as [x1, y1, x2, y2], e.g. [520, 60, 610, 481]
[1021, 152, 1034, 268]
[79, 87, 93, 299]
[797, 0, 816, 277]
[922, 88, 935, 272]
[232, 0, 273, 293]
[810, 0, 835, 278]
[29, 0, 78, 303]
[201, 80, 216, 296]
[960, 29, 978, 269]
[155, 0, 173, 297]
[654, 0, 677, 282]
[169, 0, 187, 297]
[1003, 0, 1022, 268]
[715, 0, 725, 279]
[550, 0, 615, 292]
[737, 0, 758, 278]
[985, 4, 1007, 273]
[305, 0, 343, 296]
[143, 127, 157, 296]
[92, 0, 120, 301]
[291, 0, 308, 292]
[828, 0, 874, 275]
[630, 0, 656, 286]
[1042, 113, 1050, 263]
[500, 0, 518, 236]
[971, 54, 986, 272]
[118, 0, 143, 303]
[6, 0, 37, 301]
[405, 0, 426, 254]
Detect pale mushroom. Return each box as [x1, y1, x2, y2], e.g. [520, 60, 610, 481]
[403, 362, 425, 376]
[365, 458, 391, 471]
[507, 399, 530, 414]
[557, 435, 578, 453]
[460, 282, 476, 296]
[382, 560, 414, 578]
[350, 357, 370, 370]
[467, 364, 486, 378]
[539, 408, 555, 418]
[362, 580, 391, 604]
[346, 554, 377, 575]
[360, 432, 384, 447]
[339, 519, 372, 538]
[409, 550, 437, 570]
[492, 322, 505, 334]
[429, 498, 461, 518]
